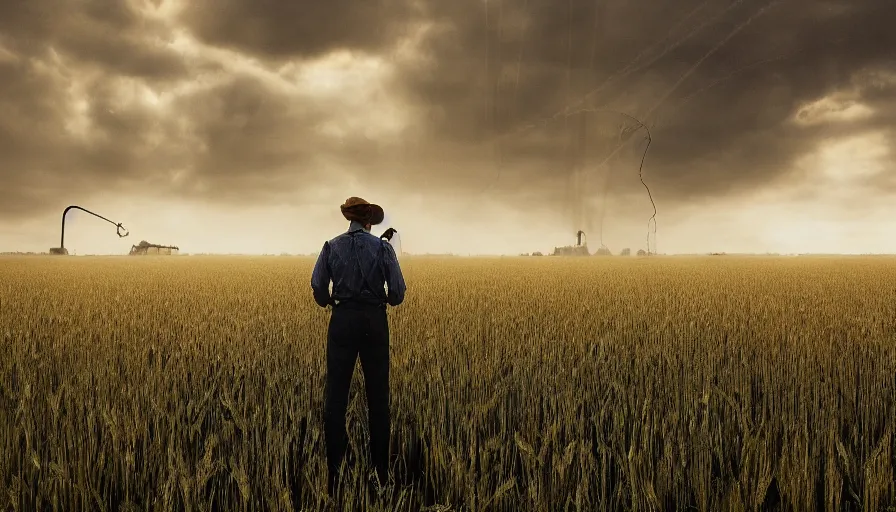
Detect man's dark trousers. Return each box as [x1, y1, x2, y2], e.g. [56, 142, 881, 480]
[324, 301, 390, 496]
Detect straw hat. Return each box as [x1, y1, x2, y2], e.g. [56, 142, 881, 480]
[340, 197, 384, 226]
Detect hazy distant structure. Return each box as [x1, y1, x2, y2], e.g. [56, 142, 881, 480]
[595, 247, 612, 256]
[129, 240, 179, 256]
[552, 231, 590, 256]
[620, 248, 631, 256]
[637, 249, 647, 256]
[50, 205, 128, 255]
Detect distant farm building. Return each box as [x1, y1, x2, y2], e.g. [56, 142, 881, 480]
[552, 231, 590, 257]
[552, 245, 590, 257]
[129, 240, 179, 256]
[620, 248, 631, 256]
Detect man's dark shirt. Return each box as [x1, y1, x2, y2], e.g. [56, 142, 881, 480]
[311, 221, 406, 308]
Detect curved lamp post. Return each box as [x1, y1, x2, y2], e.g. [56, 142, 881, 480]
[49, 205, 129, 255]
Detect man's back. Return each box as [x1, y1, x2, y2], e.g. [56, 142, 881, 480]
[311, 222, 406, 308]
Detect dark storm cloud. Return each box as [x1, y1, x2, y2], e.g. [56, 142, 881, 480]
[387, 0, 896, 205]
[2, 0, 894, 225]
[640, 0, 896, 202]
[0, 0, 368, 219]
[178, 0, 420, 60]
[0, 0, 189, 219]
[159, 74, 351, 203]
[0, 0, 185, 79]
[0, 54, 83, 217]
[0, 57, 349, 218]
[171, 0, 896, 207]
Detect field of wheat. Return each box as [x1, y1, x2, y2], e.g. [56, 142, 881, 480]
[1, 255, 894, 511]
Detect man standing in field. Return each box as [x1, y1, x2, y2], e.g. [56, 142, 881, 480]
[310, 197, 406, 499]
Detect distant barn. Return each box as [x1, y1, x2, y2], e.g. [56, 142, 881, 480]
[129, 240, 179, 256]
[552, 231, 590, 256]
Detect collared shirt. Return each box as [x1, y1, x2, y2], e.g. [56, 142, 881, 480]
[310, 221, 406, 308]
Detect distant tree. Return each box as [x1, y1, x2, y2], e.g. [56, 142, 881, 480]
[637, 249, 647, 256]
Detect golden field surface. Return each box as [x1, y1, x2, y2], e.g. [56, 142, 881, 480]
[1, 255, 894, 512]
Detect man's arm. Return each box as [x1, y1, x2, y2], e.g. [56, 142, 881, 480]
[382, 242, 406, 306]
[310, 242, 332, 308]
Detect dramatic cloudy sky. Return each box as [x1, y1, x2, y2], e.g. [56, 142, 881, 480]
[1, 0, 894, 255]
